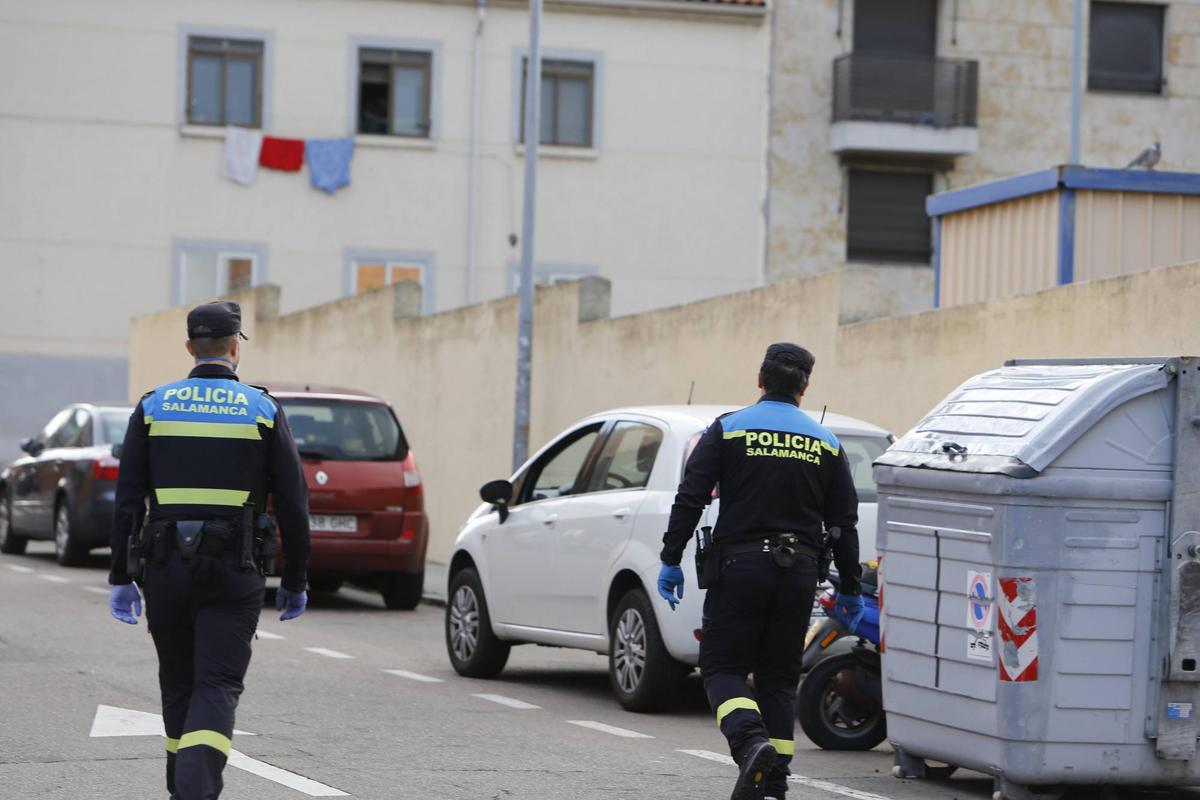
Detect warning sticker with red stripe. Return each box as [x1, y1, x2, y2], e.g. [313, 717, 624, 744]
[998, 576, 1038, 682]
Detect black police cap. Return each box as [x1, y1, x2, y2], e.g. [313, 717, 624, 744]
[187, 301, 248, 340]
[763, 342, 814, 375]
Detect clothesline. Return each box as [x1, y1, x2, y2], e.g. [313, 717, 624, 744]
[222, 127, 354, 194]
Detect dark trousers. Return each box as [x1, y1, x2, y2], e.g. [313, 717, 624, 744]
[142, 550, 264, 800]
[700, 550, 818, 798]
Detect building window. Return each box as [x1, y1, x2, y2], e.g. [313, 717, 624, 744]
[173, 241, 266, 305]
[357, 48, 433, 137]
[186, 36, 265, 127]
[1089, 2, 1166, 94]
[846, 170, 932, 264]
[520, 58, 595, 147]
[344, 250, 435, 314]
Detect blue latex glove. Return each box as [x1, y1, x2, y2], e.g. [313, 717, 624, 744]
[657, 563, 684, 610]
[838, 593, 866, 634]
[276, 587, 307, 621]
[109, 584, 142, 625]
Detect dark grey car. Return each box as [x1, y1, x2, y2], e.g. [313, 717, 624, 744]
[0, 404, 132, 565]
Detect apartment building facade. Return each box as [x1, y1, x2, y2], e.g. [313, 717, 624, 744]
[768, 0, 1200, 322]
[0, 0, 769, 454]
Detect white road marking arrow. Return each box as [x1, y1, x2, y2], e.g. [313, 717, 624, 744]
[90, 705, 346, 797]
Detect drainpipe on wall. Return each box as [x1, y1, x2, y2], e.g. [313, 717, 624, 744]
[466, 0, 487, 306]
[760, 0, 779, 288]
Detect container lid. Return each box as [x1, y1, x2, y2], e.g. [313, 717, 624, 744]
[877, 361, 1171, 476]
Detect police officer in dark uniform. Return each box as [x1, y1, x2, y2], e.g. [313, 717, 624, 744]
[107, 301, 311, 800]
[657, 343, 864, 800]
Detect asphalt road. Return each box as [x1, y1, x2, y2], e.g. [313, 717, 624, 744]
[3, 544, 1199, 800]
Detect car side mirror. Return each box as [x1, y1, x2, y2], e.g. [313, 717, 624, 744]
[111, 443, 123, 460]
[19, 438, 42, 457]
[480, 479, 514, 524]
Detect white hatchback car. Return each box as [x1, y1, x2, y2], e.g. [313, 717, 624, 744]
[444, 405, 891, 711]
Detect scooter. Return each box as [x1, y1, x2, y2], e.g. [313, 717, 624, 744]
[797, 567, 886, 751]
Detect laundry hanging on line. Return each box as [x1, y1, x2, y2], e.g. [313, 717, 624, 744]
[305, 138, 354, 194]
[222, 127, 263, 186]
[220, 129, 356, 192]
[258, 136, 306, 172]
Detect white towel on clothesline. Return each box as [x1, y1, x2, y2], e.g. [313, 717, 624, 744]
[222, 126, 264, 185]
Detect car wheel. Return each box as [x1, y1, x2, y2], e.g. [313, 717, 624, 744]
[608, 588, 690, 713]
[0, 492, 27, 555]
[381, 571, 423, 610]
[53, 500, 87, 567]
[445, 567, 510, 678]
[308, 577, 343, 594]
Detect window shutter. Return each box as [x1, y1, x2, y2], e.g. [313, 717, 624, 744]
[847, 170, 933, 264]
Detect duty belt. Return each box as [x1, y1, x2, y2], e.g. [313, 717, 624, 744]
[722, 535, 822, 562]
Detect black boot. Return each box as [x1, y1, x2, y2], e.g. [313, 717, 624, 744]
[731, 740, 777, 800]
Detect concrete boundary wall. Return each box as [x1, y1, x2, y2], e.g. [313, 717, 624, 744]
[129, 262, 1200, 565]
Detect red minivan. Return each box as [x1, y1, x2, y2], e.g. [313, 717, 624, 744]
[268, 384, 428, 609]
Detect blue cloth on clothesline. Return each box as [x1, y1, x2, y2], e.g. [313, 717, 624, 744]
[304, 138, 355, 194]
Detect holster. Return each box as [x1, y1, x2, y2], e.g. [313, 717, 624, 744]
[695, 526, 721, 589]
[254, 513, 278, 576]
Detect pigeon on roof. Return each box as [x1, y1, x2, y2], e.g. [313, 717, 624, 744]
[1126, 140, 1161, 170]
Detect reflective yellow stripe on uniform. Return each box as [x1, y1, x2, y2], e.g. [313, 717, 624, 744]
[149, 421, 262, 440]
[165, 737, 180, 753]
[177, 729, 232, 758]
[144, 415, 154, 425]
[723, 430, 747, 439]
[155, 488, 250, 507]
[820, 441, 840, 456]
[255, 415, 275, 428]
[716, 697, 761, 724]
[769, 738, 796, 756]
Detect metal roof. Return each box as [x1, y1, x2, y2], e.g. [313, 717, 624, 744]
[593, 404, 892, 438]
[927, 165, 1200, 218]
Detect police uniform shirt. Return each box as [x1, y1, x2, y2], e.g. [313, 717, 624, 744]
[108, 363, 311, 592]
[660, 392, 862, 595]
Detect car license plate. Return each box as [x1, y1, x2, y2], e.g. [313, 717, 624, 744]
[310, 514, 357, 533]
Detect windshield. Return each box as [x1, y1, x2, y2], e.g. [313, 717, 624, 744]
[840, 435, 891, 503]
[99, 410, 132, 445]
[280, 399, 406, 461]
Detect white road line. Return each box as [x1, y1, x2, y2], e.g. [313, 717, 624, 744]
[5, 564, 35, 573]
[303, 647, 355, 660]
[39, 574, 70, 584]
[676, 750, 894, 800]
[255, 629, 285, 640]
[82, 586, 110, 595]
[384, 669, 443, 683]
[472, 693, 540, 709]
[567, 720, 653, 739]
[227, 750, 348, 797]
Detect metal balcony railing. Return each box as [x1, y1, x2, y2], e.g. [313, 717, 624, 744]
[832, 52, 979, 128]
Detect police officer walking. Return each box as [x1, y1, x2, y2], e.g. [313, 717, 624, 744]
[657, 343, 864, 800]
[107, 301, 311, 800]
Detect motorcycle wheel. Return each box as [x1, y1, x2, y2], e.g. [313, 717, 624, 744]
[797, 652, 886, 751]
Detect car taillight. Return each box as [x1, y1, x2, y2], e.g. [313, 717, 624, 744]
[93, 457, 120, 481]
[402, 453, 422, 495]
[817, 590, 836, 611]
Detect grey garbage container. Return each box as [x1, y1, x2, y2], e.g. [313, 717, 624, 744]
[874, 357, 1200, 800]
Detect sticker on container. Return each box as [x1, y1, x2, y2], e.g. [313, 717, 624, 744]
[998, 576, 1038, 682]
[967, 630, 994, 663]
[966, 571, 994, 632]
[1167, 702, 1193, 720]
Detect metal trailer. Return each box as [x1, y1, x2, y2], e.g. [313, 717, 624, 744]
[873, 357, 1200, 800]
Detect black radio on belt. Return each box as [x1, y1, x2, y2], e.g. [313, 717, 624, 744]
[695, 526, 719, 589]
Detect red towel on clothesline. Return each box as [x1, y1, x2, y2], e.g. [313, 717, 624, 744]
[259, 137, 305, 171]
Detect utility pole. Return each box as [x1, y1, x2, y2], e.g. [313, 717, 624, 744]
[512, 0, 542, 471]
[1070, 0, 1083, 164]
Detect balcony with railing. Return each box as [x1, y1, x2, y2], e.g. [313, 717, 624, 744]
[830, 52, 980, 157]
